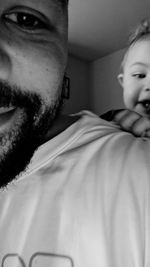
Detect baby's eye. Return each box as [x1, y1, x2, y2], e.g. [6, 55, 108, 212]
[3, 12, 47, 30]
[132, 73, 146, 79]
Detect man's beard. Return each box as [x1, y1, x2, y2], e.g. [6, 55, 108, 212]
[0, 80, 63, 189]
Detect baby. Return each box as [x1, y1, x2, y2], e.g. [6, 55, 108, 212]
[102, 19, 150, 137]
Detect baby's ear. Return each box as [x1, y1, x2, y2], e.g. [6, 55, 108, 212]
[117, 73, 124, 88]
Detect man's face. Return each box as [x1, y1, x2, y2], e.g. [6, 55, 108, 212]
[0, 0, 68, 188]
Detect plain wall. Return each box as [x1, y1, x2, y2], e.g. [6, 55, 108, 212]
[89, 48, 126, 116]
[62, 54, 90, 114]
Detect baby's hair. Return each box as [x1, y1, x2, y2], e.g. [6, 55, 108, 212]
[129, 18, 150, 45]
[121, 19, 150, 72]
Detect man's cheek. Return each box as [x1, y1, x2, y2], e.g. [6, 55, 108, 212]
[11, 62, 60, 101]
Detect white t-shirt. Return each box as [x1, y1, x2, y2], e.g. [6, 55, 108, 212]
[0, 110, 150, 267]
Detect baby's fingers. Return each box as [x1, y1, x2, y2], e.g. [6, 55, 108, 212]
[131, 117, 150, 137]
[114, 110, 141, 134]
[114, 110, 150, 137]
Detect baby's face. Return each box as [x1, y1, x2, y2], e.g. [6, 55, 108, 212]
[121, 39, 150, 117]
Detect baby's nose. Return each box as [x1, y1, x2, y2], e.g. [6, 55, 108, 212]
[144, 78, 150, 91]
[143, 74, 150, 91]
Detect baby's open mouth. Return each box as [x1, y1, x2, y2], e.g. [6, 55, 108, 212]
[137, 100, 150, 114]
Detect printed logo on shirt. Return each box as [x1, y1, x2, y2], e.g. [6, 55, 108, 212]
[2, 252, 74, 267]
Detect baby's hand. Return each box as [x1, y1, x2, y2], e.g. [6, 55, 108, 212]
[113, 109, 150, 137]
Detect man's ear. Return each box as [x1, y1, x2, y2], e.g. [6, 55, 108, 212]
[117, 73, 124, 88]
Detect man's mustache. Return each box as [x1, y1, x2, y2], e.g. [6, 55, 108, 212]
[0, 80, 41, 111]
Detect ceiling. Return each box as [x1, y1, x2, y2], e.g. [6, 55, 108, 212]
[68, 0, 150, 61]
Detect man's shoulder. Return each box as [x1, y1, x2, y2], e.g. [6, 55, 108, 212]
[46, 110, 118, 141]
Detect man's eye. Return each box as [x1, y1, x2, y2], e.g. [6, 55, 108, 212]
[3, 12, 46, 30]
[132, 73, 146, 79]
